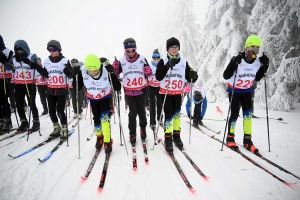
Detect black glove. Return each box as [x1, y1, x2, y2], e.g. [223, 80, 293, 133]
[105, 64, 114, 73]
[189, 70, 197, 80]
[15, 54, 30, 64]
[187, 114, 193, 119]
[72, 66, 80, 75]
[63, 63, 72, 77]
[30, 62, 39, 69]
[259, 54, 269, 67]
[167, 57, 177, 69]
[0, 52, 7, 63]
[233, 53, 242, 64]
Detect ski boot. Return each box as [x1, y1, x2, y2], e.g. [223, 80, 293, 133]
[164, 134, 173, 153]
[49, 123, 61, 138]
[243, 135, 259, 154]
[226, 133, 238, 150]
[17, 119, 29, 133]
[30, 119, 40, 132]
[140, 128, 147, 140]
[60, 124, 68, 140]
[95, 135, 103, 150]
[173, 130, 183, 148]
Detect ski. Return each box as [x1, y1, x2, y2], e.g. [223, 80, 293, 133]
[200, 124, 220, 134]
[38, 129, 75, 162]
[132, 144, 137, 169]
[141, 139, 149, 163]
[67, 118, 76, 125]
[0, 128, 18, 136]
[8, 135, 60, 159]
[178, 147, 208, 179]
[87, 130, 95, 141]
[1, 129, 37, 142]
[253, 117, 288, 124]
[98, 140, 113, 189]
[98, 152, 111, 188]
[188, 122, 297, 185]
[81, 149, 101, 179]
[159, 139, 194, 191]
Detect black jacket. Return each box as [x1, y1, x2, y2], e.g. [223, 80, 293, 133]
[223, 52, 267, 82]
[155, 55, 197, 83]
[70, 66, 84, 91]
[36, 54, 72, 96]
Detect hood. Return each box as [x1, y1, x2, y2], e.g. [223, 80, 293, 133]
[0, 35, 5, 49]
[14, 40, 30, 55]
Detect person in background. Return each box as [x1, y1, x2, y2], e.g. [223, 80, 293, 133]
[155, 37, 198, 152]
[186, 86, 207, 127]
[0, 35, 13, 131]
[35, 57, 48, 116]
[69, 58, 83, 119]
[223, 34, 270, 154]
[148, 48, 163, 130]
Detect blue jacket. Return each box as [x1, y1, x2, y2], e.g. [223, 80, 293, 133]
[186, 96, 207, 118]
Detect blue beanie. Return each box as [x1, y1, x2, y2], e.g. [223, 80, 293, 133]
[152, 49, 160, 58]
[0, 35, 5, 48]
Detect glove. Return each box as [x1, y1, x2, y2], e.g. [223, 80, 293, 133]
[30, 62, 39, 69]
[233, 53, 242, 64]
[143, 65, 152, 76]
[0, 52, 7, 63]
[167, 57, 177, 69]
[63, 63, 72, 77]
[72, 66, 80, 75]
[187, 114, 193, 119]
[112, 60, 119, 70]
[259, 54, 269, 67]
[105, 64, 114, 73]
[189, 70, 197, 80]
[15, 54, 30, 64]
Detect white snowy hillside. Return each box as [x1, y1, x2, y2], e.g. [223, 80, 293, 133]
[193, 0, 300, 111]
[0, 96, 300, 200]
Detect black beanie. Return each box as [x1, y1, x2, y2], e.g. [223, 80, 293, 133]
[47, 40, 62, 52]
[123, 38, 136, 49]
[166, 37, 180, 51]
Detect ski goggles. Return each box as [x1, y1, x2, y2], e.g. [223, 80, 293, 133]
[48, 47, 58, 52]
[125, 49, 136, 53]
[246, 46, 260, 54]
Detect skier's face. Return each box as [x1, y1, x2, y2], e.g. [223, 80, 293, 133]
[168, 45, 179, 56]
[48, 47, 59, 57]
[245, 45, 260, 59]
[125, 48, 136, 57]
[88, 69, 100, 77]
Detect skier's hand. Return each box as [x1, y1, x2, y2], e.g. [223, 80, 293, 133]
[0, 51, 7, 63]
[233, 53, 242, 65]
[105, 64, 114, 73]
[167, 57, 177, 69]
[189, 70, 198, 80]
[259, 54, 269, 67]
[143, 65, 152, 76]
[15, 54, 30, 64]
[72, 66, 80, 75]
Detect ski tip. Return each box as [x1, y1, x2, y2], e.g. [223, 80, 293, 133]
[285, 182, 297, 186]
[81, 176, 87, 180]
[217, 131, 221, 134]
[87, 138, 90, 141]
[8, 154, 13, 158]
[189, 188, 196, 193]
[38, 158, 44, 162]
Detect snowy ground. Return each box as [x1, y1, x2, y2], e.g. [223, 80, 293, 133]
[0, 95, 300, 200]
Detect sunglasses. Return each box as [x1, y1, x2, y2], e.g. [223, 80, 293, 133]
[48, 47, 57, 52]
[246, 46, 260, 54]
[126, 49, 136, 53]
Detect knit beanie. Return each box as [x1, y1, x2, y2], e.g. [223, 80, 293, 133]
[84, 54, 101, 70]
[245, 35, 261, 48]
[47, 40, 62, 52]
[166, 37, 180, 51]
[123, 38, 136, 49]
[152, 49, 160, 58]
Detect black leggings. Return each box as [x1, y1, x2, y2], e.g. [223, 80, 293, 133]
[47, 95, 67, 125]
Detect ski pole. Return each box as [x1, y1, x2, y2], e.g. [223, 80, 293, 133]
[189, 82, 193, 144]
[151, 69, 173, 150]
[76, 74, 81, 158]
[3, 73, 10, 134]
[262, 52, 270, 152]
[117, 90, 123, 146]
[107, 69, 128, 155]
[221, 67, 238, 151]
[65, 74, 69, 147]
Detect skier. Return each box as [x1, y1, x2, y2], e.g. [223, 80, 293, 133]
[6, 39, 40, 133]
[73, 54, 121, 153]
[35, 57, 49, 116]
[223, 35, 269, 153]
[155, 37, 198, 152]
[112, 38, 152, 146]
[148, 49, 163, 130]
[69, 58, 83, 119]
[32, 40, 72, 139]
[186, 86, 207, 127]
[0, 35, 14, 131]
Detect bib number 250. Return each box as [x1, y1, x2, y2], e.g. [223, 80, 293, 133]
[165, 80, 183, 89]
